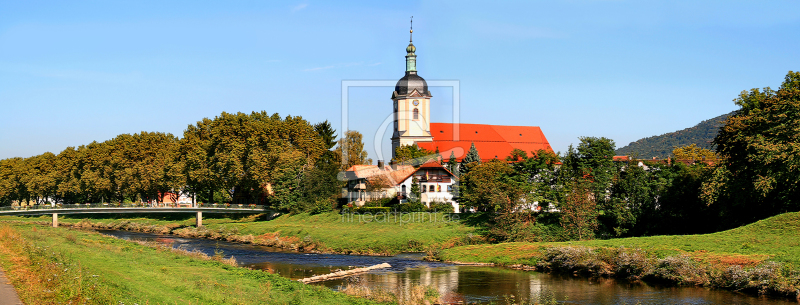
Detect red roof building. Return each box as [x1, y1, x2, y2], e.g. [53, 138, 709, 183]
[416, 123, 554, 162]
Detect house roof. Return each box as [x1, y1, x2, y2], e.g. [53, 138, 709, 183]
[395, 160, 457, 184]
[417, 123, 553, 162]
[341, 164, 416, 185]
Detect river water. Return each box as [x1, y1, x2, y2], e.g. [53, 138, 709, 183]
[100, 230, 796, 305]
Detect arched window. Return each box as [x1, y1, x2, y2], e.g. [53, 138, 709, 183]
[413, 108, 419, 120]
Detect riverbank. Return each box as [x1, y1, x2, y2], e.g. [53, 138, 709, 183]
[437, 212, 800, 299]
[0, 222, 385, 304]
[0, 211, 481, 256]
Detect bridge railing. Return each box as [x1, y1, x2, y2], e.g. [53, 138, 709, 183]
[0, 203, 269, 212]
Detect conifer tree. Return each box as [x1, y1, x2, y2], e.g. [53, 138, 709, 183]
[459, 142, 481, 177]
[447, 151, 457, 175]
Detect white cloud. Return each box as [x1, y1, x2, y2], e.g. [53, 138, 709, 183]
[304, 65, 334, 71]
[291, 4, 308, 12]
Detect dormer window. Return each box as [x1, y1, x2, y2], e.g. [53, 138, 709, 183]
[413, 108, 419, 120]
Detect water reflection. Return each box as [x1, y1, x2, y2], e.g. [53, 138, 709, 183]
[100, 230, 796, 305]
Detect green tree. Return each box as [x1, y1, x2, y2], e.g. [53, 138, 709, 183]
[392, 144, 434, 166]
[560, 179, 598, 240]
[182, 112, 324, 210]
[314, 120, 338, 150]
[672, 144, 718, 162]
[410, 176, 421, 202]
[0, 158, 27, 205]
[563, 137, 617, 206]
[111, 132, 183, 203]
[703, 71, 800, 224]
[459, 142, 481, 177]
[182, 118, 217, 204]
[446, 151, 457, 175]
[23, 152, 58, 205]
[334, 130, 372, 171]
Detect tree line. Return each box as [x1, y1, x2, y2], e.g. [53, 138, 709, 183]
[0, 111, 353, 213]
[455, 71, 800, 242]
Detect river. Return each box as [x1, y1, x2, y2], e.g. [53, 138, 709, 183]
[100, 230, 796, 305]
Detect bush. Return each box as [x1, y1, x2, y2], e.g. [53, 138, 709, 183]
[539, 246, 611, 276]
[610, 247, 653, 279]
[362, 197, 393, 208]
[347, 207, 392, 214]
[397, 201, 426, 212]
[427, 201, 454, 213]
[647, 255, 708, 285]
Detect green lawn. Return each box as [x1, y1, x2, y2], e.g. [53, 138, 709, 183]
[2, 211, 479, 255]
[0, 222, 381, 305]
[439, 212, 800, 266]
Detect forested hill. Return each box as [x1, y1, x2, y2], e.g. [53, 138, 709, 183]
[615, 111, 734, 159]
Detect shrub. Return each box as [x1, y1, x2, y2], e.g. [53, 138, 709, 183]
[647, 255, 708, 285]
[428, 201, 454, 213]
[351, 207, 392, 214]
[539, 246, 611, 276]
[397, 201, 426, 212]
[610, 247, 654, 279]
[363, 197, 393, 207]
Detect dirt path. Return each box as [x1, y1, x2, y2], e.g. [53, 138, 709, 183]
[0, 266, 22, 305]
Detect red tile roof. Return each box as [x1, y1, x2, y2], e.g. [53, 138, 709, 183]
[343, 164, 416, 185]
[418, 123, 553, 162]
[613, 156, 630, 162]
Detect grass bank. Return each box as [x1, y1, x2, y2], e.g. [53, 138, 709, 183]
[2, 211, 481, 255]
[0, 222, 380, 304]
[438, 212, 800, 298]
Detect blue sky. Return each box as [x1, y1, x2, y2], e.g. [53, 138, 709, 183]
[1, 1, 798, 160]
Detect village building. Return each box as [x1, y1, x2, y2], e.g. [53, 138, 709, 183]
[341, 160, 458, 212]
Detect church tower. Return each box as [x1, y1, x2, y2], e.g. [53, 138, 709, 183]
[391, 22, 433, 160]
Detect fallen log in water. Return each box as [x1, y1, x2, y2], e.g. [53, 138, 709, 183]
[298, 263, 392, 284]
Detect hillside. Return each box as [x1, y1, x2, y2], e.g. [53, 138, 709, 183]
[615, 111, 733, 158]
[439, 211, 800, 265]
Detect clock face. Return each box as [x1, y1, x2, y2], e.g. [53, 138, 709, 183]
[413, 100, 419, 106]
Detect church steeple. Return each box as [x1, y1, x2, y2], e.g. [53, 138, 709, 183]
[405, 17, 416, 73]
[392, 18, 433, 161]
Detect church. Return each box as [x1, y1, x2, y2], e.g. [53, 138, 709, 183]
[342, 26, 554, 211]
[390, 27, 553, 162]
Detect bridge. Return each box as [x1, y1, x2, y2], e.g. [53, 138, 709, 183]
[0, 204, 278, 228]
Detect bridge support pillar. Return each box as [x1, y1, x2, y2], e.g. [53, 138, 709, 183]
[196, 211, 202, 227]
[52, 213, 58, 228]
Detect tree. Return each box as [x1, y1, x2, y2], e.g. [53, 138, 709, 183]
[459, 142, 481, 177]
[182, 118, 217, 204]
[392, 144, 434, 166]
[459, 159, 522, 212]
[410, 176, 421, 202]
[111, 132, 183, 203]
[560, 179, 598, 240]
[23, 152, 58, 205]
[562, 137, 617, 206]
[672, 144, 718, 162]
[446, 151, 457, 175]
[334, 130, 372, 171]
[182, 111, 324, 210]
[0, 158, 27, 205]
[702, 71, 800, 224]
[314, 120, 338, 150]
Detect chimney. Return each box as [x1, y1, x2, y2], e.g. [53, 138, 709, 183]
[390, 161, 397, 170]
[377, 160, 384, 169]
